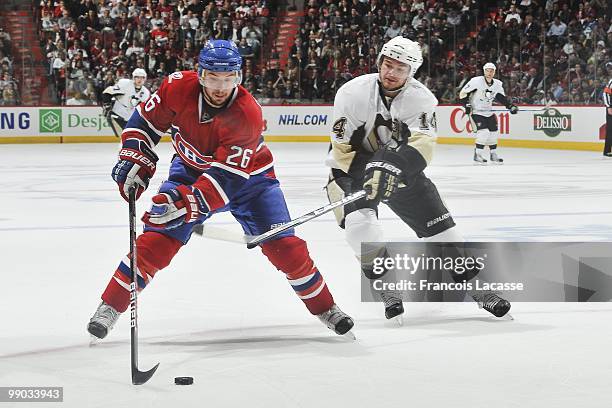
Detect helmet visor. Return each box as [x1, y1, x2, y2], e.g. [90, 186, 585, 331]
[199, 71, 241, 90]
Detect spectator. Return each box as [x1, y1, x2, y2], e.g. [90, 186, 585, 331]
[66, 91, 88, 105]
[384, 20, 401, 39]
[504, 5, 522, 24]
[237, 38, 255, 59]
[241, 20, 262, 53]
[547, 16, 567, 38]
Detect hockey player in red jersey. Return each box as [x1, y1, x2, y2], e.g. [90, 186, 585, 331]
[87, 40, 354, 339]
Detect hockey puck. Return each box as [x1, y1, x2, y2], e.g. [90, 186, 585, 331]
[174, 377, 194, 385]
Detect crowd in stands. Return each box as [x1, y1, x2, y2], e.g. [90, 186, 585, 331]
[39, 0, 274, 105]
[269, 0, 611, 104]
[37, 0, 610, 106]
[0, 27, 20, 105]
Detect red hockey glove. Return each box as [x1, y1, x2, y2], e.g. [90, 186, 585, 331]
[112, 139, 158, 201]
[142, 185, 210, 230]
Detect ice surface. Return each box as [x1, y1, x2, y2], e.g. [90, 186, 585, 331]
[0, 142, 610, 407]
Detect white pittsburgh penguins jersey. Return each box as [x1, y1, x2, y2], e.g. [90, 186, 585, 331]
[327, 73, 437, 174]
[459, 76, 505, 117]
[104, 78, 151, 121]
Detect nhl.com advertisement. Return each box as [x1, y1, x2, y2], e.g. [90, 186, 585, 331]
[0, 105, 604, 147]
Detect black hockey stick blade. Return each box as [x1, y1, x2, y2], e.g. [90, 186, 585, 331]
[132, 362, 160, 385]
[245, 189, 367, 249]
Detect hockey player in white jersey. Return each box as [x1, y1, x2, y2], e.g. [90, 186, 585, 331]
[326, 37, 511, 322]
[102, 68, 151, 137]
[459, 62, 518, 164]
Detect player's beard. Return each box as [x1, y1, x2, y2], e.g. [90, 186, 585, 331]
[379, 75, 407, 96]
[203, 87, 233, 107]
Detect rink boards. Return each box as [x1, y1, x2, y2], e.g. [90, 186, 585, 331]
[0, 105, 606, 150]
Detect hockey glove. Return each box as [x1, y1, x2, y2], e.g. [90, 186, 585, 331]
[142, 185, 209, 230]
[363, 147, 409, 202]
[102, 102, 113, 118]
[464, 103, 472, 116]
[508, 104, 518, 114]
[112, 138, 159, 201]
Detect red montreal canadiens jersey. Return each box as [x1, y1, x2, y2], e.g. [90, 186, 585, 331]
[121, 71, 274, 211]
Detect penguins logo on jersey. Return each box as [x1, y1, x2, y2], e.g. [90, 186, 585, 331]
[370, 114, 394, 149]
[366, 115, 412, 151]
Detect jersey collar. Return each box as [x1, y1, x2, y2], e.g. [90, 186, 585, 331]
[198, 88, 238, 123]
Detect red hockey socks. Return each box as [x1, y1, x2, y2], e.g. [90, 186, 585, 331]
[101, 232, 182, 312]
[261, 236, 334, 315]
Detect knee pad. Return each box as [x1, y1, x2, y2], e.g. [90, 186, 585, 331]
[345, 208, 383, 258]
[261, 236, 313, 277]
[475, 129, 490, 146]
[136, 231, 183, 278]
[486, 131, 499, 145]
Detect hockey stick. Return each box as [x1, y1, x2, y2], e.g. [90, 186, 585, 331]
[489, 102, 554, 112]
[128, 187, 159, 385]
[193, 224, 250, 244]
[489, 107, 550, 112]
[193, 189, 367, 248]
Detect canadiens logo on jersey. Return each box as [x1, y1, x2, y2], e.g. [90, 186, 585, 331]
[172, 130, 214, 170]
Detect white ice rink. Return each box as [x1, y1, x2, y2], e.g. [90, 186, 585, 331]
[1, 142, 611, 407]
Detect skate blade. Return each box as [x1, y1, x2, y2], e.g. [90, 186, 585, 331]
[89, 335, 100, 347]
[343, 330, 357, 341]
[499, 313, 514, 321]
[473, 161, 488, 165]
[394, 315, 403, 326]
[490, 161, 504, 165]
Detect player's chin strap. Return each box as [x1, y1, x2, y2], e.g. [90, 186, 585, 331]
[193, 190, 368, 248]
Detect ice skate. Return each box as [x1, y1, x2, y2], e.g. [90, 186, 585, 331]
[87, 301, 121, 341]
[473, 149, 488, 164]
[471, 292, 512, 319]
[380, 291, 404, 326]
[317, 304, 355, 339]
[490, 151, 504, 164]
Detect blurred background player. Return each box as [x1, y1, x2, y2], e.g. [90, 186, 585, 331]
[603, 77, 612, 157]
[459, 63, 518, 164]
[325, 37, 511, 323]
[102, 68, 151, 137]
[87, 40, 354, 340]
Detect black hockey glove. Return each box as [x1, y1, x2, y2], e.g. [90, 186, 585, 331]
[464, 103, 472, 115]
[102, 103, 113, 117]
[508, 104, 518, 114]
[363, 146, 411, 202]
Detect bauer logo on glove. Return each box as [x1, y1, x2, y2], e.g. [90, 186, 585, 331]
[142, 185, 209, 230]
[112, 139, 159, 201]
[119, 149, 157, 170]
[365, 161, 402, 175]
[363, 160, 403, 202]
